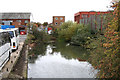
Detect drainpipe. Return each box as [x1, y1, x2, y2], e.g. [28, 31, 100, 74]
[91, 15, 93, 31]
[101, 15, 103, 32]
[95, 15, 97, 30]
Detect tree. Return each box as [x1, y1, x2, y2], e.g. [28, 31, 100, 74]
[89, 1, 120, 78]
[99, 1, 120, 78]
[43, 22, 48, 26]
[36, 22, 41, 27]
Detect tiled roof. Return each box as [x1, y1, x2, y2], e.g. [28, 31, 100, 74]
[0, 13, 31, 19]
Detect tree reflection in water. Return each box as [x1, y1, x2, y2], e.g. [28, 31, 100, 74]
[28, 43, 47, 63]
[28, 41, 90, 63]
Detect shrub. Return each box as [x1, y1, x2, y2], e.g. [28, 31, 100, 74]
[71, 25, 92, 46]
[89, 2, 120, 78]
[58, 21, 83, 42]
[32, 26, 50, 43]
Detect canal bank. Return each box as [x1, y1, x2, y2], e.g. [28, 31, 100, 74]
[8, 43, 28, 79]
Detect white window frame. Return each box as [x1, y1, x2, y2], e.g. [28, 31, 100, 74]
[16, 20, 21, 22]
[60, 17, 63, 20]
[55, 17, 58, 20]
[55, 22, 58, 25]
[60, 22, 63, 25]
[25, 20, 28, 23]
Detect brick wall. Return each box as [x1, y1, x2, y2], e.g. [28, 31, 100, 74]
[74, 11, 110, 31]
[53, 16, 65, 27]
[0, 19, 30, 33]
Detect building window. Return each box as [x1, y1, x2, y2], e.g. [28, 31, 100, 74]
[60, 17, 63, 20]
[25, 20, 28, 23]
[55, 22, 58, 25]
[10, 22, 12, 25]
[16, 20, 21, 22]
[55, 17, 58, 20]
[2, 22, 4, 25]
[60, 22, 63, 25]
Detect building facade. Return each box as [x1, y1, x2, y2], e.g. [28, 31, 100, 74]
[0, 13, 31, 33]
[53, 16, 65, 27]
[74, 11, 109, 31]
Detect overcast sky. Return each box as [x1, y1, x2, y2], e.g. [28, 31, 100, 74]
[0, 0, 112, 23]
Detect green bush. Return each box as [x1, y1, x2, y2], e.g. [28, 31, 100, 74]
[71, 25, 92, 46]
[32, 27, 50, 43]
[58, 21, 82, 42]
[28, 26, 50, 56]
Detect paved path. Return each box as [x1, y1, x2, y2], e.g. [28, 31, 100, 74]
[19, 35, 27, 42]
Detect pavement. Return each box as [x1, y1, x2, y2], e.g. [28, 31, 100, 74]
[0, 35, 27, 79]
[19, 35, 27, 42]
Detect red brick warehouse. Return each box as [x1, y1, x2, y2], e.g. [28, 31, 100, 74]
[74, 11, 110, 32]
[0, 12, 31, 33]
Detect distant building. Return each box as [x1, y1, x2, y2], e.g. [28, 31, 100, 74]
[52, 16, 65, 27]
[0, 12, 31, 33]
[74, 11, 109, 31]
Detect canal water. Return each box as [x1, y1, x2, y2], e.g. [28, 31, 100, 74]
[28, 42, 98, 78]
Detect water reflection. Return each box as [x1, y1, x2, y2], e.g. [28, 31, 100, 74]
[28, 43, 98, 78]
[28, 43, 47, 63]
[54, 42, 89, 60]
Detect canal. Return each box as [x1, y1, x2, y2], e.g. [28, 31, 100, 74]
[28, 42, 98, 78]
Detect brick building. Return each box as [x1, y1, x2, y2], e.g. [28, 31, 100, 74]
[74, 11, 109, 31]
[0, 12, 31, 33]
[53, 16, 65, 27]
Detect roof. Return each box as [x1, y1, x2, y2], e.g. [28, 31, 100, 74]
[0, 12, 31, 19]
[53, 16, 65, 17]
[74, 11, 110, 16]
